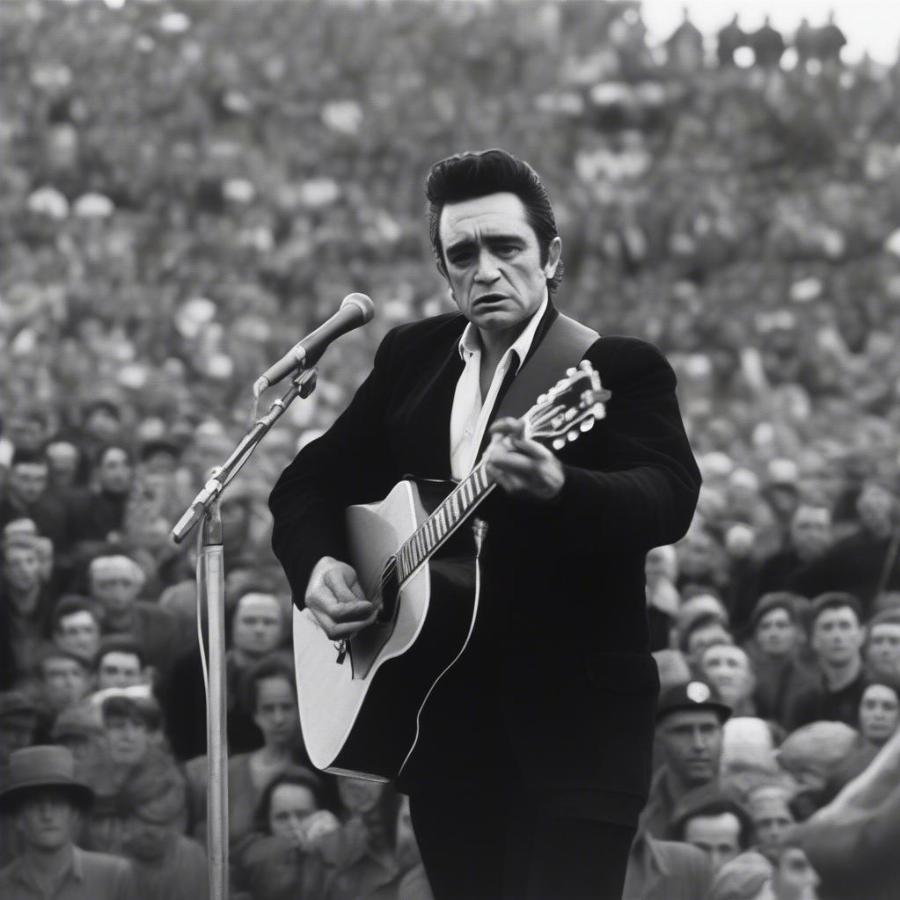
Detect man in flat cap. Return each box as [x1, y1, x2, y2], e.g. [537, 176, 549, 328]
[0, 745, 137, 899]
[641, 680, 731, 840]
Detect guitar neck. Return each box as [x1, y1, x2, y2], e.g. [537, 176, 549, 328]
[396, 463, 495, 585]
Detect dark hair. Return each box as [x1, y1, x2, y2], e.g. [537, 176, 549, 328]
[35, 646, 91, 677]
[240, 653, 296, 715]
[425, 149, 564, 293]
[52, 595, 101, 633]
[95, 444, 134, 469]
[253, 766, 325, 834]
[100, 694, 161, 731]
[10, 449, 48, 469]
[672, 797, 754, 849]
[96, 635, 145, 670]
[679, 612, 731, 654]
[751, 592, 803, 631]
[82, 399, 121, 422]
[810, 592, 863, 629]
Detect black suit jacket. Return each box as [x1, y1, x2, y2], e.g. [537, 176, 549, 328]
[269, 303, 701, 825]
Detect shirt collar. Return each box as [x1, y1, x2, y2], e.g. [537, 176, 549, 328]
[457, 290, 549, 374]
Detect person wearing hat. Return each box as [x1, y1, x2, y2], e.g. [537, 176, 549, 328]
[641, 680, 732, 840]
[0, 745, 137, 899]
[0, 692, 39, 867]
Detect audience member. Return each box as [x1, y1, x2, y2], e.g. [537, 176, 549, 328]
[51, 596, 102, 665]
[642, 680, 731, 838]
[784, 593, 868, 729]
[863, 608, 900, 689]
[231, 767, 337, 900]
[0, 745, 138, 899]
[94, 637, 149, 691]
[745, 784, 796, 859]
[671, 794, 754, 874]
[749, 593, 819, 729]
[701, 644, 757, 716]
[186, 654, 314, 847]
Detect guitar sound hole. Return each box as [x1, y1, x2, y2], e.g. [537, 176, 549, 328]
[376, 559, 400, 625]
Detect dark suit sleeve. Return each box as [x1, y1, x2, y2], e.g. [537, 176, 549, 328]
[268, 329, 398, 606]
[542, 337, 701, 555]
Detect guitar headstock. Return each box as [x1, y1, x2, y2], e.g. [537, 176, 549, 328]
[524, 361, 610, 451]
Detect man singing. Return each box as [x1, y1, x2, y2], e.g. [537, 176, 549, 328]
[269, 149, 701, 898]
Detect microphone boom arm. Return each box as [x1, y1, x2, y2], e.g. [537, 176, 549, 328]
[171, 367, 318, 543]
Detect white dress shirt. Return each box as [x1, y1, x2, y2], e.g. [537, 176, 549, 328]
[449, 293, 549, 480]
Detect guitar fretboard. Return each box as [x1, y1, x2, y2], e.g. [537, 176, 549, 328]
[396, 462, 494, 584]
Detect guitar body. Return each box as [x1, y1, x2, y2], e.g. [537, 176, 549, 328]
[292, 478, 482, 781]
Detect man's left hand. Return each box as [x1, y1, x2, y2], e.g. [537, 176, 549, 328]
[484, 417, 565, 502]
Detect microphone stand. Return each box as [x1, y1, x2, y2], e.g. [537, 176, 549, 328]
[170, 367, 318, 900]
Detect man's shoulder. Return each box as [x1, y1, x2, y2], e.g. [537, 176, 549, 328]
[384, 311, 466, 352]
[584, 335, 676, 391]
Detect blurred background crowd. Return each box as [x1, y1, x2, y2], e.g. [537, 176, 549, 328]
[1, 0, 900, 898]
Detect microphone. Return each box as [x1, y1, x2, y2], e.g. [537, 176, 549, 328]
[253, 293, 374, 396]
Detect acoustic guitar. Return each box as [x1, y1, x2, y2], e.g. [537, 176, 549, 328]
[292, 361, 610, 781]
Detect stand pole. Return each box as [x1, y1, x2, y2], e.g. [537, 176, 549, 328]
[199, 501, 228, 900]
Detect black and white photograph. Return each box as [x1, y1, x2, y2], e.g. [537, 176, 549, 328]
[1, 0, 900, 897]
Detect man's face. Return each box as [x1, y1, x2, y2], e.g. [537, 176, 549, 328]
[811, 606, 863, 668]
[269, 783, 319, 847]
[857, 484, 894, 536]
[859, 684, 900, 744]
[773, 847, 820, 900]
[866, 623, 900, 679]
[756, 608, 798, 658]
[97, 651, 143, 690]
[253, 676, 299, 748]
[789, 506, 832, 560]
[9, 463, 48, 505]
[55, 611, 101, 661]
[104, 716, 150, 766]
[658, 709, 723, 787]
[687, 624, 733, 666]
[232, 594, 283, 657]
[8, 416, 46, 454]
[701, 645, 752, 702]
[84, 408, 120, 443]
[439, 192, 560, 342]
[90, 572, 140, 615]
[680, 531, 716, 576]
[3, 546, 41, 593]
[683, 813, 742, 873]
[41, 658, 90, 712]
[750, 792, 795, 855]
[17, 790, 78, 851]
[46, 443, 80, 486]
[98, 448, 132, 494]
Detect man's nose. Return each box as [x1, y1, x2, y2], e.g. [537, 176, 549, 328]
[474, 250, 500, 282]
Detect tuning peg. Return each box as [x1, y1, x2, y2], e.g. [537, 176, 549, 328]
[580, 419, 594, 432]
[593, 403, 606, 418]
[579, 360, 592, 371]
[567, 430, 578, 442]
[566, 367, 576, 377]
[537, 393, 547, 404]
[552, 437, 566, 450]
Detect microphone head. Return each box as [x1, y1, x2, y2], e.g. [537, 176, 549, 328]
[341, 292, 375, 322]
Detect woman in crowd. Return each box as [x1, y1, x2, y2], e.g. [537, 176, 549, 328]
[231, 766, 338, 900]
[186, 653, 320, 847]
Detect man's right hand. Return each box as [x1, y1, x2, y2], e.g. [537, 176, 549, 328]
[304, 557, 379, 640]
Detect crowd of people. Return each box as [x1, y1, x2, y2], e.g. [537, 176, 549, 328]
[1, 0, 900, 898]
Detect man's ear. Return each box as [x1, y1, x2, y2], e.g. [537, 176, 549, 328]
[544, 236, 563, 279]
